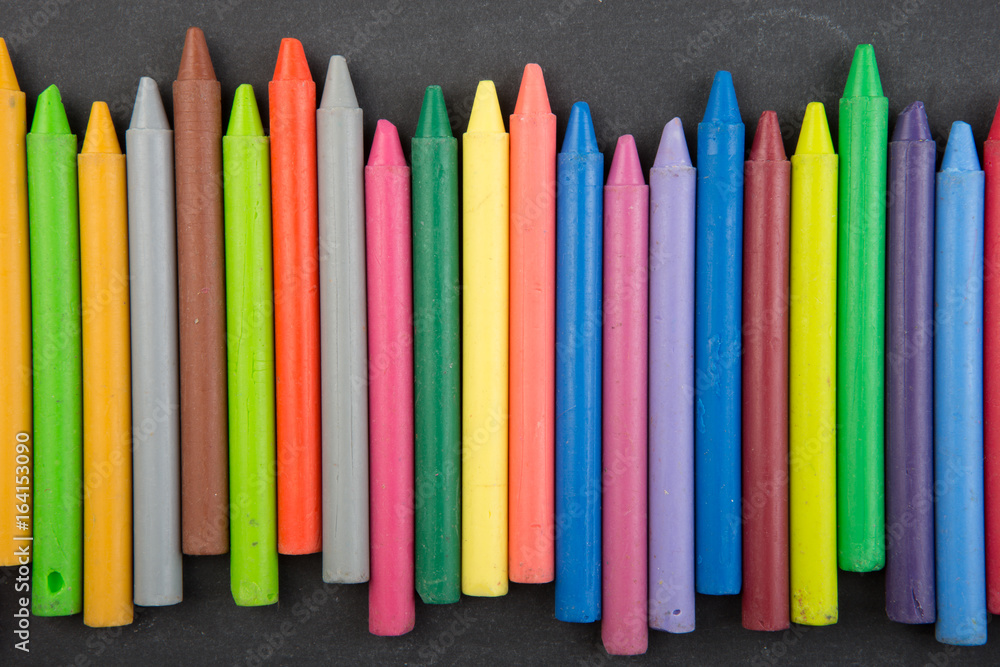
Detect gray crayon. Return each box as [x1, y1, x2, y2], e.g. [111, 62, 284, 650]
[318, 55, 370, 583]
[126, 76, 183, 605]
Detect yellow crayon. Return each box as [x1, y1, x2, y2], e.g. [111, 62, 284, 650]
[462, 81, 509, 597]
[0, 38, 33, 566]
[80, 102, 133, 627]
[789, 102, 839, 625]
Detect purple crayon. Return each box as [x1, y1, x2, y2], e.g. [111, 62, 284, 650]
[885, 101, 936, 624]
[648, 118, 697, 633]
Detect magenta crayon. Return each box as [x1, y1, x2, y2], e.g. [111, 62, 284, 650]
[602, 135, 649, 655]
[366, 120, 415, 636]
[648, 118, 696, 633]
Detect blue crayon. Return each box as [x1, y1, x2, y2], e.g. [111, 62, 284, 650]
[555, 102, 603, 622]
[934, 121, 987, 646]
[695, 71, 744, 595]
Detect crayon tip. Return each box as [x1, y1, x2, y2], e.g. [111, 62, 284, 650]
[81, 102, 121, 155]
[606, 135, 645, 186]
[941, 121, 981, 172]
[466, 80, 505, 133]
[0, 38, 19, 91]
[561, 101, 598, 154]
[319, 56, 358, 109]
[273, 38, 312, 82]
[988, 99, 1000, 142]
[513, 63, 551, 115]
[653, 117, 692, 168]
[227, 84, 265, 138]
[368, 119, 406, 167]
[177, 27, 216, 82]
[703, 71, 741, 124]
[415, 85, 452, 139]
[31, 85, 71, 135]
[892, 101, 932, 142]
[794, 102, 834, 156]
[843, 44, 883, 98]
[748, 111, 786, 161]
[130, 77, 170, 131]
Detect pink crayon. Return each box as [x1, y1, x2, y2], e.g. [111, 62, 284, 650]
[601, 135, 649, 655]
[366, 119, 415, 636]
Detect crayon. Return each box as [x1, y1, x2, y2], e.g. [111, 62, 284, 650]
[126, 77, 182, 606]
[837, 44, 888, 572]
[269, 38, 321, 555]
[462, 81, 509, 597]
[366, 120, 416, 636]
[173, 27, 228, 555]
[885, 101, 936, 624]
[79, 102, 132, 627]
[648, 117, 696, 633]
[789, 102, 838, 626]
[318, 55, 369, 583]
[934, 122, 986, 646]
[741, 110, 790, 631]
[695, 71, 744, 595]
[985, 99, 1000, 615]
[27, 84, 82, 616]
[224, 85, 279, 606]
[555, 102, 603, 623]
[602, 135, 649, 655]
[0, 37, 32, 566]
[509, 63, 557, 583]
[412, 85, 461, 604]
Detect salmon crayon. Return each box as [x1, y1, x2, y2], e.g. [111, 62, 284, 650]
[366, 120, 416, 636]
[509, 64, 557, 584]
[602, 135, 648, 656]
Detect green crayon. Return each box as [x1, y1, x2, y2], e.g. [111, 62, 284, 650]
[837, 44, 888, 572]
[27, 85, 83, 616]
[412, 86, 461, 604]
[224, 84, 278, 605]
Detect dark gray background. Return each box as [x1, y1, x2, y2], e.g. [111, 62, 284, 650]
[1, 0, 999, 664]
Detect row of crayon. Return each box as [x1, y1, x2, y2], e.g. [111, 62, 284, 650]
[0, 27, 998, 655]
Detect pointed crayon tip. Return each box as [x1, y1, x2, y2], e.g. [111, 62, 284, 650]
[843, 44, 883, 98]
[467, 80, 505, 133]
[273, 38, 312, 82]
[703, 71, 740, 124]
[81, 102, 121, 154]
[319, 55, 358, 109]
[0, 38, 19, 91]
[130, 77, 170, 130]
[513, 63, 551, 115]
[892, 101, 932, 142]
[368, 119, 406, 167]
[653, 117, 692, 168]
[561, 101, 598, 154]
[795, 102, 834, 156]
[415, 85, 452, 138]
[988, 99, 1000, 142]
[31, 85, 71, 135]
[749, 111, 786, 161]
[227, 84, 265, 137]
[941, 121, 981, 172]
[607, 135, 645, 186]
[177, 27, 216, 82]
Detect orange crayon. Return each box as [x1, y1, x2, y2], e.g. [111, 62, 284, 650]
[79, 102, 132, 627]
[269, 38, 322, 553]
[509, 63, 557, 583]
